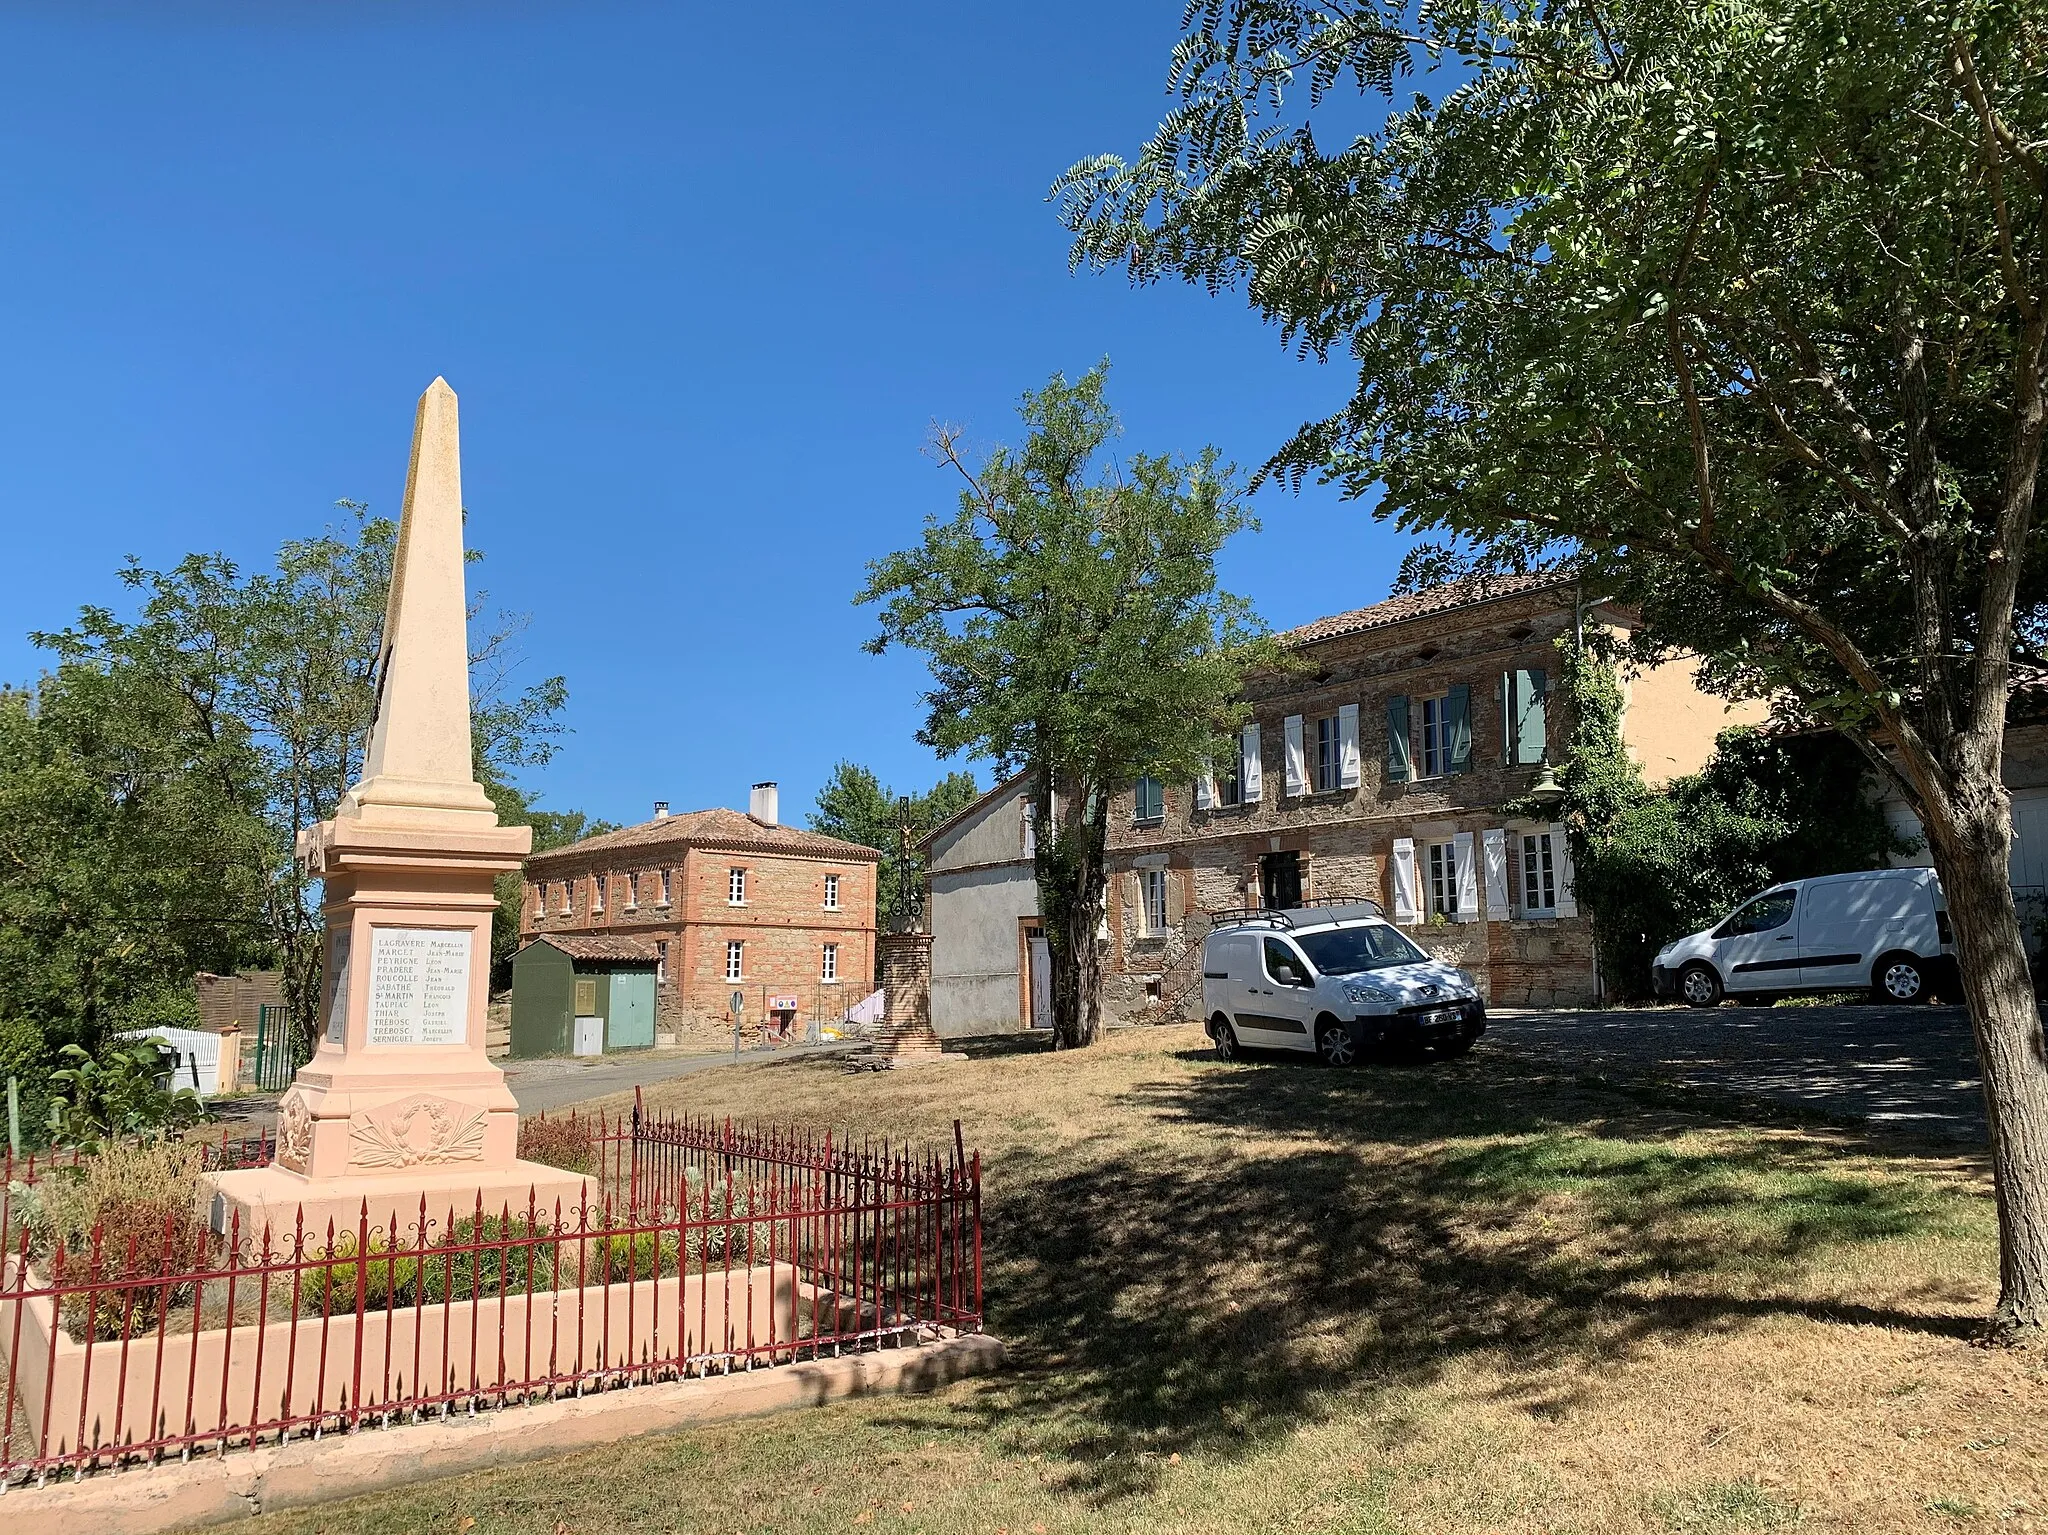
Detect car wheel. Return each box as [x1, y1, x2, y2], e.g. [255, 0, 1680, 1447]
[1679, 963, 1724, 1008]
[1210, 1014, 1241, 1061]
[1315, 1018, 1357, 1068]
[1874, 953, 1928, 1004]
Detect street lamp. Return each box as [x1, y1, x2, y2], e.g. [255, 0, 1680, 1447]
[1527, 759, 1566, 813]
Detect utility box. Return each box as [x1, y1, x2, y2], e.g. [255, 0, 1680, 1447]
[510, 936, 661, 1058]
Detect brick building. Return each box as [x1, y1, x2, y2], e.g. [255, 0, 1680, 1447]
[1100, 573, 1765, 1019]
[519, 784, 880, 1045]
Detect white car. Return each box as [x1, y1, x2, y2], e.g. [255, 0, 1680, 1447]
[1201, 902, 1486, 1066]
[1652, 867, 1954, 1007]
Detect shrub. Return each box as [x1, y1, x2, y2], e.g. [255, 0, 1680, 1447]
[298, 1212, 562, 1314]
[49, 1038, 205, 1150]
[26, 1137, 211, 1339]
[0, 1018, 51, 1150]
[517, 1113, 597, 1175]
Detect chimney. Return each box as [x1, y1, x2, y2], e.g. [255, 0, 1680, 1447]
[653, 801, 670, 819]
[749, 782, 779, 825]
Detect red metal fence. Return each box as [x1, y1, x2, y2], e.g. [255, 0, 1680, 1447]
[0, 1102, 982, 1486]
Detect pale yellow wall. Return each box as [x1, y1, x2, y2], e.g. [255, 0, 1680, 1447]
[1619, 654, 1770, 786]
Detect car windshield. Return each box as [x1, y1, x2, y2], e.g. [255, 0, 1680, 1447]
[1295, 923, 1428, 975]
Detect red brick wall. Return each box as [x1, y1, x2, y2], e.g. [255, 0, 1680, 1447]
[520, 849, 877, 1043]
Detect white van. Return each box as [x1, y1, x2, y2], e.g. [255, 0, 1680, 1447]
[1201, 902, 1485, 1066]
[1652, 867, 1954, 1007]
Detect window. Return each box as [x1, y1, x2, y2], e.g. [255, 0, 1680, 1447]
[1521, 832, 1558, 914]
[1315, 715, 1342, 792]
[657, 868, 671, 907]
[822, 943, 839, 982]
[1217, 761, 1242, 807]
[1134, 777, 1164, 823]
[726, 940, 745, 981]
[1296, 923, 1429, 974]
[1715, 889, 1797, 939]
[558, 881, 572, 915]
[621, 872, 637, 910]
[1419, 696, 1452, 778]
[729, 868, 747, 905]
[824, 873, 840, 910]
[654, 939, 667, 985]
[1140, 869, 1168, 936]
[1262, 936, 1312, 988]
[1426, 841, 1458, 919]
[591, 874, 605, 916]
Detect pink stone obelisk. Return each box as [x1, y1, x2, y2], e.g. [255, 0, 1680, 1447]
[207, 379, 586, 1244]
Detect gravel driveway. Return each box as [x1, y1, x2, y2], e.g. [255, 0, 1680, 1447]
[1495, 1002, 1989, 1141]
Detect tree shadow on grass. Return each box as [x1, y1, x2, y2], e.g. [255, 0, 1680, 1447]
[890, 1041, 1988, 1506]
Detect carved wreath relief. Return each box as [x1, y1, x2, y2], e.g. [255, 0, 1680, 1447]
[347, 1094, 488, 1169]
[277, 1089, 314, 1172]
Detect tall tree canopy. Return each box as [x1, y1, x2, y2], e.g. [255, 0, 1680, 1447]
[10, 505, 574, 1051]
[861, 364, 1275, 1046]
[807, 761, 980, 933]
[1061, 0, 2048, 1331]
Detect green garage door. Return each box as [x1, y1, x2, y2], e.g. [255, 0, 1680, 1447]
[607, 969, 656, 1050]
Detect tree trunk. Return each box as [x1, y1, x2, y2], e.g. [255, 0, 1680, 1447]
[1925, 762, 2048, 1337]
[1037, 771, 1109, 1049]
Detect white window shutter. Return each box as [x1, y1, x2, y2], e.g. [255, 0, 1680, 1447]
[1553, 823, 1578, 916]
[1283, 714, 1306, 796]
[1021, 799, 1035, 860]
[1390, 838, 1418, 924]
[1195, 763, 1214, 810]
[1338, 703, 1361, 789]
[1483, 828, 1509, 915]
[1453, 831, 1479, 921]
[1241, 724, 1262, 802]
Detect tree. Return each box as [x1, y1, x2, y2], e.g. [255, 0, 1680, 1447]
[0, 666, 270, 1048]
[860, 365, 1275, 1047]
[807, 761, 980, 932]
[484, 786, 619, 985]
[30, 505, 570, 1048]
[1060, 0, 2048, 1330]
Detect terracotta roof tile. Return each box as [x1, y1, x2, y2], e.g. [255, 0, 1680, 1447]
[520, 935, 661, 962]
[1279, 571, 1570, 647]
[525, 807, 881, 867]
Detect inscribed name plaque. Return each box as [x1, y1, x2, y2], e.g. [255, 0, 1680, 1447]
[366, 927, 472, 1047]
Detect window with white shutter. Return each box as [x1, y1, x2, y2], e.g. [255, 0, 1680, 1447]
[1453, 831, 1478, 921]
[1194, 764, 1215, 811]
[1390, 838, 1419, 924]
[1338, 703, 1361, 789]
[1283, 715, 1307, 796]
[1483, 828, 1510, 915]
[1241, 723, 1263, 802]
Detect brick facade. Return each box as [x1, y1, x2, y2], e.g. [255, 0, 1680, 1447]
[1102, 574, 1756, 1020]
[520, 807, 879, 1046]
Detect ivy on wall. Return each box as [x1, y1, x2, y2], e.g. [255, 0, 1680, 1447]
[1548, 640, 1908, 1000]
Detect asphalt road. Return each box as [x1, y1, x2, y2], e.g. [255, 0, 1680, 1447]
[1495, 1002, 1988, 1140]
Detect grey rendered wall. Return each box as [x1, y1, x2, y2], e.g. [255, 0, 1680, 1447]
[928, 863, 1039, 1037]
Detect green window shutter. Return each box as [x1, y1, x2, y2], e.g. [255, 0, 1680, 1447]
[1515, 669, 1548, 765]
[1446, 684, 1472, 773]
[1385, 695, 1411, 783]
[1499, 671, 1513, 763]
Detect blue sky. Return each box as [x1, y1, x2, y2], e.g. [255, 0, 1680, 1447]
[0, 3, 1414, 829]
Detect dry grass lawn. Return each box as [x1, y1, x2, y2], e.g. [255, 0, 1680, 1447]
[248, 1023, 2047, 1534]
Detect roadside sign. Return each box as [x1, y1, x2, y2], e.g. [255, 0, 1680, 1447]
[768, 994, 799, 1012]
[729, 990, 744, 1015]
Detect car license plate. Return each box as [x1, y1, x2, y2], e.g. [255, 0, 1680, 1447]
[1421, 1009, 1457, 1028]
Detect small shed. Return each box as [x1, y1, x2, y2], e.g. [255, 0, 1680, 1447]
[509, 936, 660, 1058]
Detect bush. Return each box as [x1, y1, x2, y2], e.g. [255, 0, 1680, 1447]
[0, 1018, 51, 1151]
[516, 1113, 597, 1175]
[298, 1211, 562, 1314]
[25, 1137, 212, 1339]
[49, 1038, 205, 1150]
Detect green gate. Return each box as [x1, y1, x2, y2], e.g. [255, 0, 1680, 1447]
[251, 1006, 306, 1092]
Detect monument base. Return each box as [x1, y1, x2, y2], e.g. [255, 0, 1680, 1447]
[206, 1160, 594, 1250]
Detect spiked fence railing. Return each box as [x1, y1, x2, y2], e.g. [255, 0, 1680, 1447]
[0, 1099, 981, 1487]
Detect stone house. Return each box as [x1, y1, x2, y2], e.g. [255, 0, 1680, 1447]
[1101, 573, 1766, 1021]
[519, 783, 880, 1045]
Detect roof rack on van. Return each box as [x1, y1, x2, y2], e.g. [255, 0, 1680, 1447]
[1207, 898, 1386, 933]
